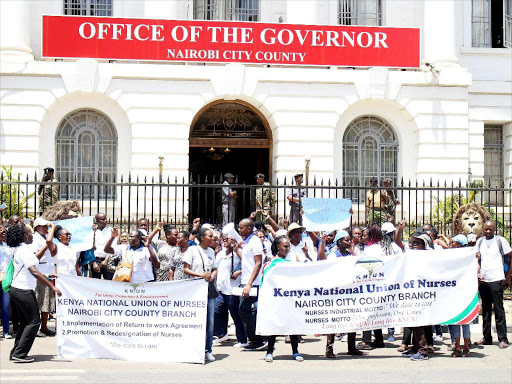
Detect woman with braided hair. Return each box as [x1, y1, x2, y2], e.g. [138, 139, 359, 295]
[6, 224, 62, 363]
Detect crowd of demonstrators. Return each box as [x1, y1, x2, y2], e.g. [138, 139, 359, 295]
[1, 201, 510, 364]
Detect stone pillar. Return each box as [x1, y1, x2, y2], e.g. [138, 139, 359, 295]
[0, 0, 33, 67]
[287, 0, 319, 24]
[423, 0, 459, 67]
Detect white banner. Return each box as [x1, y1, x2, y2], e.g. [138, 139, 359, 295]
[56, 275, 208, 363]
[256, 248, 478, 335]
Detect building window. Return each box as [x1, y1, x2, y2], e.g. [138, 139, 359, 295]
[338, 0, 381, 26]
[64, 0, 112, 16]
[484, 125, 504, 204]
[194, 0, 259, 21]
[343, 116, 398, 200]
[56, 109, 117, 199]
[472, 0, 511, 48]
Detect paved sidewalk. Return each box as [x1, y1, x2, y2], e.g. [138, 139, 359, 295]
[1, 302, 511, 383]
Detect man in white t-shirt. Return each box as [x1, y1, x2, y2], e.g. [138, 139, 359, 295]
[238, 218, 266, 351]
[476, 220, 511, 349]
[91, 213, 117, 280]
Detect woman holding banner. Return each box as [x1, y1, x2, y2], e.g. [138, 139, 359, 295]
[183, 227, 217, 362]
[401, 231, 433, 361]
[6, 224, 62, 363]
[261, 236, 305, 362]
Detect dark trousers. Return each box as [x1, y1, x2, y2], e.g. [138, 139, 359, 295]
[268, 335, 298, 355]
[424, 326, 434, 346]
[239, 291, 262, 345]
[402, 327, 412, 345]
[479, 280, 509, 343]
[362, 329, 384, 344]
[214, 292, 247, 343]
[90, 258, 114, 280]
[327, 332, 356, 353]
[9, 287, 41, 359]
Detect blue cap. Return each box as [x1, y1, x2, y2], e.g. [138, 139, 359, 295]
[334, 230, 349, 243]
[453, 234, 468, 247]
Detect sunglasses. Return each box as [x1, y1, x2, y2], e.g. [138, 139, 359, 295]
[61, 233, 72, 237]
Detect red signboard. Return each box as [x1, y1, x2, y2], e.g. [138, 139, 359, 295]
[42, 15, 420, 68]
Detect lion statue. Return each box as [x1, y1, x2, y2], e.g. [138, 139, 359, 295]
[453, 202, 491, 237]
[42, 200, 82, 221]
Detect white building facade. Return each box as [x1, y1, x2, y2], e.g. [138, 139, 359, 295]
[0, 0, 511, 221]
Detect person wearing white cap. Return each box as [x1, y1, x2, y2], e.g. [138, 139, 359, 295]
[222, 173, 237, 226]
[31, 217, 56, 337]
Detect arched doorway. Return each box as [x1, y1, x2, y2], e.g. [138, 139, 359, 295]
[189, 100, 272, 223]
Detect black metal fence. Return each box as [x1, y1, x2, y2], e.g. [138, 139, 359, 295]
[1, 171, 510, 239]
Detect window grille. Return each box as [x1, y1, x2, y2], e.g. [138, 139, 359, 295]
[472, 0, 491, 47]
[194, 0, 258, 21]
[343, 116, 398, 201]
[505, 0, 512, 48]
[484, 125, 504, 204]
[64, 0, 112, 16]
[56, 109, 117, 199]
[338, 0, 381, 26]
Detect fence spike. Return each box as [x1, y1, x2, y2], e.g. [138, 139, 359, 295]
[121, 175, 124, 183]
[212, 174, 216, 184]
[284, 175, 287, 185]
[136, 174, 139, 183]
[97, 171, 101, 183]
[34, 170, 38, 182]
[422, 179, 425, 187]
[335, 178, 338, 187]
[205, 174, 208, 184]
[400, 176, 404, 187]
[128, 172, 131, 183]
[429, 177, 432, 187]
[408, 179, 411, 187]
[444, 180, 447, 187]
[144, 175, 147, 183]
[458, 178, 462, 188]
[328, 179, 331, 186]
[151, 176, 154, 183]
[167, 175, 170, 184]
[415, 180, 418, 187]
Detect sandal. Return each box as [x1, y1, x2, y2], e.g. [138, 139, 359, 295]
[462, 347, 469, 357]
[397, 344, 408, 352]
[451, 348, 462, 357]
[264, 353, 273, 362]
[347, 350, 364, 356]
[293, 353, 304, 362]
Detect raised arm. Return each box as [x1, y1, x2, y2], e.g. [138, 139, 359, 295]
[46, 223, 57, 255]
[104, 227, 118, 254]
[395, 220, 406, 250]
[317, 234, 327, 261]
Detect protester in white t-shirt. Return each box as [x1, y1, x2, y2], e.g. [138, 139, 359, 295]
[287, 223, 316, 262]
[91, 213, 117, 280]
[6, 224, 61, 363]
[238, 218, 266, 351]
[183, 227, 217, 362]
[105, 228, 160, 284]
[45, 224, 81, 277]
[213, 235, 247, 347]
[476, 220, 511, 349]
[31, 217, 57, 337]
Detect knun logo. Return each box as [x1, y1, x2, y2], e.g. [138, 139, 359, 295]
[354, 257, 385, 281]
[124, 283, 145, 294]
